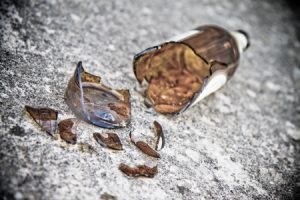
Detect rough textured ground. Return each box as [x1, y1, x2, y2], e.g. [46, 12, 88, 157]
[1, 0, 300, 199]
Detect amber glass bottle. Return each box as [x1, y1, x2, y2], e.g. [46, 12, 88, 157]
[133, 25, 249, 115]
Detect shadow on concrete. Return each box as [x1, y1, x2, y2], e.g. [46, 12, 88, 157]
[284, 0, 300, 199]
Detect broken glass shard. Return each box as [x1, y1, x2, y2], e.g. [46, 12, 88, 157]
[65, 61, 131, 128]
[93, 132, 123, 150]
[119, 163, 158, 178]
[153, 121, 165, 150]
[129, 132, 160, 158]
[25, 106, 58, 136]
[58, 119, 77, 144]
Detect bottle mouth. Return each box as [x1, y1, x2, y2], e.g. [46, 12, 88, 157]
[235, 30, 250, 51]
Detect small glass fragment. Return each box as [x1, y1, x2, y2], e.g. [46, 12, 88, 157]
[78, 142, 95, 154]
[65, 61, 131, 128]
[25, 105, 58, 136]
[129, 132, 160, 158]
[133, 25, 250, 114]
[100, 193, 117, 200]
[119, 163, 158, 178]
[153, 121, 165, 150]
[93, 132, 123, 150]
[58, 119, 77, 144]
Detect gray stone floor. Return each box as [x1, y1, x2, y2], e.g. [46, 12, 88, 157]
[1, 0, 300, 199]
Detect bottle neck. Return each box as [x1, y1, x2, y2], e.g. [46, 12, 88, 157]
[230, 31, 249, 55]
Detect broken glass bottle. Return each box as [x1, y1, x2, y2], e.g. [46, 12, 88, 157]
[133, 25, 249, 114]
[65, 62, 131, 128]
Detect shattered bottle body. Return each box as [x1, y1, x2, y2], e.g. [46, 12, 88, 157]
[180, 26, 240, 77]
[133, 25, 249, 114]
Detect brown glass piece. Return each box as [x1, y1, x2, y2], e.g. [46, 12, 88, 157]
[100, 193, 117, 200]
[129, 132, 160, 158]
[78, 142, 95, 154]
[135, 141, 160, 158]
[58, 119, 77, 144]
[65, 61, 131, 128]
[153, 121, 165, 150]
[93, 132, 123, 150]
[183, 26, 239, 76]
[119, 163, 158, 178]
[25, 105, 58, 136]
[133, 25, 241, 114]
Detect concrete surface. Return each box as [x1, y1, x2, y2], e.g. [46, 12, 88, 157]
[1, 0, 300, 199]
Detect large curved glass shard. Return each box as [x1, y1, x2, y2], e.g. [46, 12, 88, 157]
[65, 62, 131, 128]
[25, 106, 58, 136]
